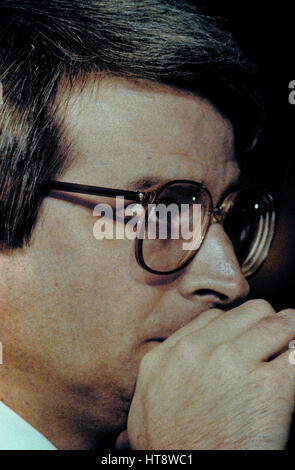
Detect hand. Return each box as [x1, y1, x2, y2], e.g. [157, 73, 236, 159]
[127, 299, 295, 450]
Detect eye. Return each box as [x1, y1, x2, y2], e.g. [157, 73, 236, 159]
[156, 195, 176, 205]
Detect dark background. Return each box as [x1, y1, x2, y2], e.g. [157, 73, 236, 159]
[197, 1, 295, 449]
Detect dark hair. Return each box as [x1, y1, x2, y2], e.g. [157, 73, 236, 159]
[0, 0, 263, 248]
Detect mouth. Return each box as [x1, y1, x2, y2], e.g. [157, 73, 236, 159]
[143, 305, 223, 347]
[146, 337, 166, 343]
[144, 338, 166, 350]
[147, 337, 165, 341]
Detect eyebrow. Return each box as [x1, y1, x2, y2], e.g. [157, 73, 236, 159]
[127, 174, 241, 197]
[127, 176, 163, 191]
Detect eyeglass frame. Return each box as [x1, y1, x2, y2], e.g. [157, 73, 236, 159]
[42, 179, 276, 277]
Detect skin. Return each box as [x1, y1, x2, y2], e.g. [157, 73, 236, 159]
[128, 300, 295, 449]
[0, 77, 289, 450]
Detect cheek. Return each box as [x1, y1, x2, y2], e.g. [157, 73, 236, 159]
[28, 215, 163, 367]
[16, 202, 166, 384]
[34, 198, 162, 323]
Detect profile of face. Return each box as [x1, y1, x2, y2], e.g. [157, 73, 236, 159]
[1, 77, 250, 448]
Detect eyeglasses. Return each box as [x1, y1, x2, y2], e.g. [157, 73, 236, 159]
[43, 179, 276, 277]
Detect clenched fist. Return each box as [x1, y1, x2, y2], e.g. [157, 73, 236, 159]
[127, 299, 295, 450]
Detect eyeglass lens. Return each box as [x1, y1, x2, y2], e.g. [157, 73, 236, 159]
[136, 182, 275, 276]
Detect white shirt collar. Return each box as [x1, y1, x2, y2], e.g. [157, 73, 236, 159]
[0, 401, 57, 450]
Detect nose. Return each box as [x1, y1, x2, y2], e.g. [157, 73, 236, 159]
[177, 223, 250, 307]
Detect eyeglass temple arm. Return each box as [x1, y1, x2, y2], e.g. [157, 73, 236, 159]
[42, 181, 147, 203]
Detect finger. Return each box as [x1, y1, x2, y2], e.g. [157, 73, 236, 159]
[164, 299, 275, 350]
[233, 309, 295, 362]
[163, 308, 222, 347]
[199, 299, 276, 347]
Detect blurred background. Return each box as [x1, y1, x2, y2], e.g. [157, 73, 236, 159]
[198, 1, 295, 449]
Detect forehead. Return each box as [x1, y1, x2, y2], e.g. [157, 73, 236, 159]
[57, 77, 238, 200]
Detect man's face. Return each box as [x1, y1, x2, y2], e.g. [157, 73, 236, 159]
[2, 78, 249, 443]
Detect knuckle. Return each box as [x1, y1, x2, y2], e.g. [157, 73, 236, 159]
[278, 308, 295, 318]
[274, 309, 295, 330]
[259, 315, 279, 333]
[246, 298, 274, 315]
